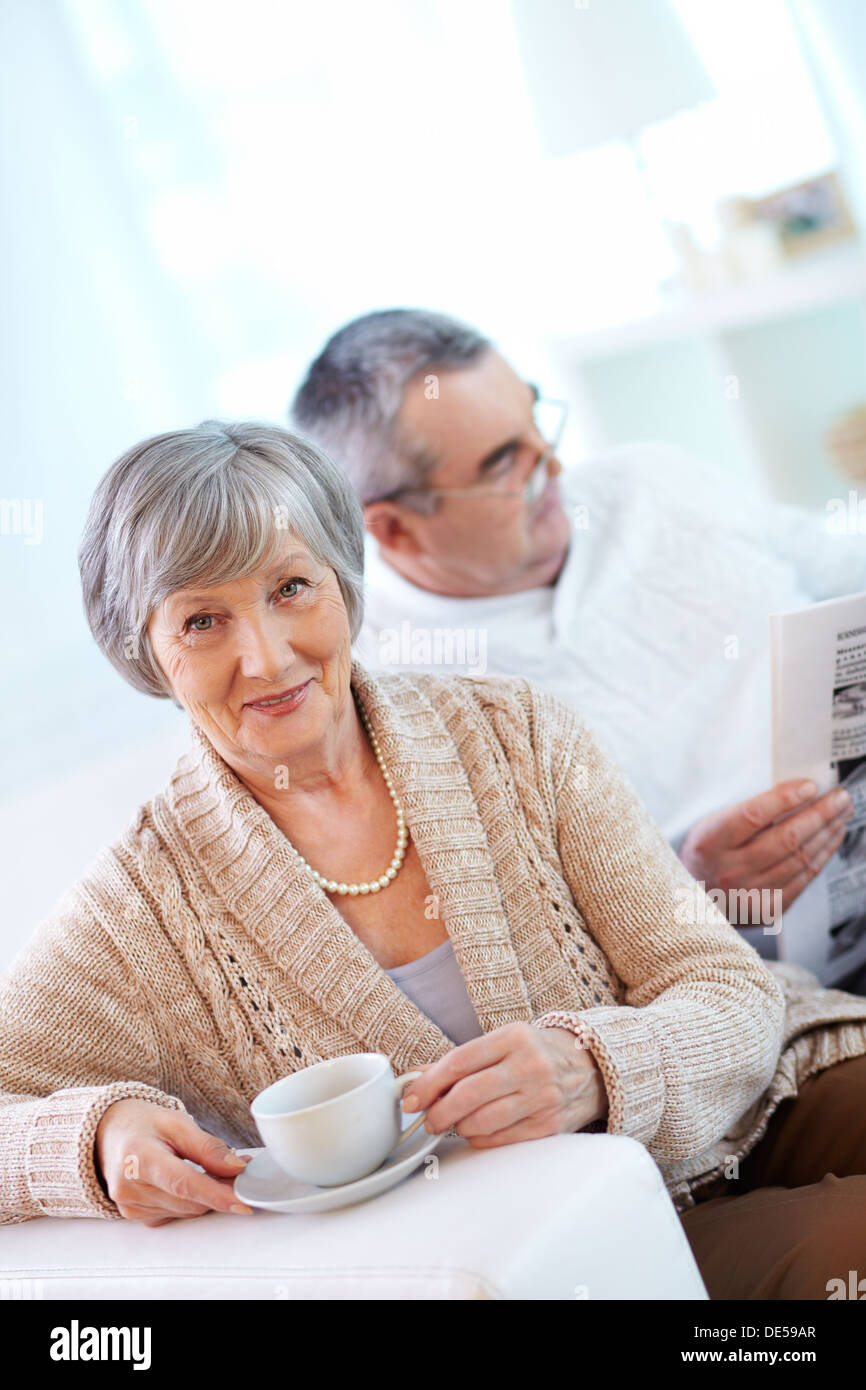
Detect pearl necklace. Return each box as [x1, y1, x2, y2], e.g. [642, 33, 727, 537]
[292, 698, 409, 896]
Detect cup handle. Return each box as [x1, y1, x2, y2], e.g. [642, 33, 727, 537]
[393, 1070, 429, 1146]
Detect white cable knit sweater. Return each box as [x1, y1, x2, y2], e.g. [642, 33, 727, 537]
[355, 443, 866, 847]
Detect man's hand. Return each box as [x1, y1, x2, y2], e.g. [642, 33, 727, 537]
[400, 1022, 607, 1146]
[679, 779, 854, 925]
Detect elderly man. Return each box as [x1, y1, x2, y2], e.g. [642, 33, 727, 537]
[290, 308, 866, 965]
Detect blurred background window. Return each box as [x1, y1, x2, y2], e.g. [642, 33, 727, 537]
[56, 0, 854, 376]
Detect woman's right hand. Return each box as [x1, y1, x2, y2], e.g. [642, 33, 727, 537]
[94, 1098, 254, 1225]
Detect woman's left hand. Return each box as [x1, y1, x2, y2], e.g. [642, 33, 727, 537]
[401, 1023, 608, 1146]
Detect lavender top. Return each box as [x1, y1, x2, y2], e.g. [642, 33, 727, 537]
[385, 939, 483, 1045]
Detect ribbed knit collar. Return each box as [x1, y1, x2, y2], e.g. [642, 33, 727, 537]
[159, 659, 535, 1064]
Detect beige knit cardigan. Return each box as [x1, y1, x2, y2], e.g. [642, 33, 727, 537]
[4, 662, 866, 1226]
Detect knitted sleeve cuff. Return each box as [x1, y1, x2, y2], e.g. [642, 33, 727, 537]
[534, 1006, 665, 1145]
[25, 1081, 188, 1221]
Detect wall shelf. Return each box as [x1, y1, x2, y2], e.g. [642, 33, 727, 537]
[553, 242, 866, 364]
[550, 242, 866, 510]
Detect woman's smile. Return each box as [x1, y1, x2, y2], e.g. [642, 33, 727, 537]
[243, 678, 313, 717]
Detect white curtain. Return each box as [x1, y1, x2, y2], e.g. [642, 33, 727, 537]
[0, 0, 211, 964]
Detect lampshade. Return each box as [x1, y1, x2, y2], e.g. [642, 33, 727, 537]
[509, 0, 716, 158]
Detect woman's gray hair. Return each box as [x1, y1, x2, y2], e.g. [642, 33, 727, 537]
[78, 420, 365, 703]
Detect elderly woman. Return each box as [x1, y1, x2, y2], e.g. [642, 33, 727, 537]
[3, 421, 866, 1300]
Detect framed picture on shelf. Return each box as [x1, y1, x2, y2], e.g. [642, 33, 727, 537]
[750, 170, 858, 258]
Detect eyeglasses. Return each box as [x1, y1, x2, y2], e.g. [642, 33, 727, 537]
[374, 392, 568, 510]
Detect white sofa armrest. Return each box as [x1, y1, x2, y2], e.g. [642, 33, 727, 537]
[0, 1134, 707, 1300]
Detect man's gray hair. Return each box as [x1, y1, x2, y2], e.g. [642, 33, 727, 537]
[78, 420, 365, 703]
[290, 308, 490, 504]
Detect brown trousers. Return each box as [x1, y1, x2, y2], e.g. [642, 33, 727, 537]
[679, 1053, 866, 1299]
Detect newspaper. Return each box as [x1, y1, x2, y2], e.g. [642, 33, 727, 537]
[770, 590, 866, 985]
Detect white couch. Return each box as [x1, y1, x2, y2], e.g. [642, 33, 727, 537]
[1, 1133, 707, 1300]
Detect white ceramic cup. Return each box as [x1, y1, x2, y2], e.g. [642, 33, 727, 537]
[250, 1053, 431, 1187]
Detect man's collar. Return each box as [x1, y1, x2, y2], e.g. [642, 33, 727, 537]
[363, 532, 572, 614]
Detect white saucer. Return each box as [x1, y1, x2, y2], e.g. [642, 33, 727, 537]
[233, 1114, 444, 1213]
